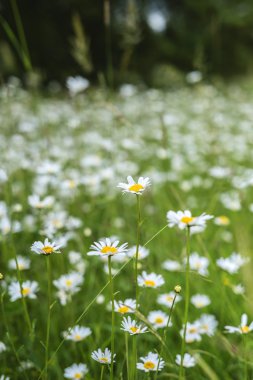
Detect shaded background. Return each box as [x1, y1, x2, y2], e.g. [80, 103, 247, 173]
[1, 0, 253, 85]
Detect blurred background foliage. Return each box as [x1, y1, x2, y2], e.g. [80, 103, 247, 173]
[1, 0, 253, 86]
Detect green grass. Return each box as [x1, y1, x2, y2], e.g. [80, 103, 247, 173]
[0, 80, 253, 379]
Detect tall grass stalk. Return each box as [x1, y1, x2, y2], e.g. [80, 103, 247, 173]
[179, 226, 191, 380]
[108, 255, 115, 380]
[100, 365, 105, 380]
[155, 293, 178, 380]
[44, 257, 52, 380]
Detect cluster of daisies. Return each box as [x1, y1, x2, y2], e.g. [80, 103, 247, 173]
[0, 161, 252, 380]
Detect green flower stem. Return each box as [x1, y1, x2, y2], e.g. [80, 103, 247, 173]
[179, 226, 191, 380]
[15, 257, 33, 335]
[100, 365, 105, 380]
[45, 257, 52, 380]
[135, 194, 141, 305]
[155, 293, 178, 380]
[243, 334, 247, 380]
[108, 255, 115, 380]
[125, 332, 130, 380]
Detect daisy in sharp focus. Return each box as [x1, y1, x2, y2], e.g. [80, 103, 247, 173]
[31, 238, 62, 255]
[8, 280, 39, 301]
[87, 237, 128, 257]
[63, 325, 92, 342]
[121, 316, 148, 335]
[175, 353, 196, 368]
[225, 314, 253, 334]
[167, 210, 213, 230]
[137, 352, 164, 372]
[91, 348, 115, 364]
[138, 271, 164, 288]
[64, 363, 88, 379]
[114, 298, 136, 314]
[117, 176, 151, 195]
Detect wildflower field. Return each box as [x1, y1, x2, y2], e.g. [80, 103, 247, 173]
[0, 80, 253, 380]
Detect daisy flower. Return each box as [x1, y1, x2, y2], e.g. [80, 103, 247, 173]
[31, 238, 62, 255]
[137, 352, 164, 372]
[191, 294, 211, 309]
[147, 310, 170, 329]
[157, 292, 182, 308]
[127, 245, 149, 260]
[121, 316, 148, 335]
[0, 342, 7, 353]
[167, 210, 213, 230]
[162, 259, 181, 271]
[187, 252, 209, 276]
[114, 299, 136, 314]
[197, 314, 218, 336]
[175, 353, 196, 368]
[214, 215, 230, 226]
[138, 271, 164, 288]
[216, 252, 249, 274]
[225, 314, 253, 334]
[8, 256, 31, 271]
[28, 194, 54, 209]
[8, 280, 39, 301]
[64, 363, 88, 379]
[63, 325, 92, 342]
[180, 322, 202, 343]
[117, 176, 151, 195]
[91, 348, 115, 364]
[87, 237, 128, 257]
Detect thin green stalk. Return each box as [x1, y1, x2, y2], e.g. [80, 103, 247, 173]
[135, 194, 141, 305]
[243, 334, 247, 380]
[108, 255, 115, 380]
[125, 332, 130, 380]
[143, 224, 167, 247]
[132, 335, 137, 380]
[10, 0, 32, 70]
[100, 365, 105, 380]
[14, 254, 33, 335]
[179, 227, 191, 380]
[45, 257, 52, 380]
[155, 294, 178, 380]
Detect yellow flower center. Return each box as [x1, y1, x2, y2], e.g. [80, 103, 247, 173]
[181, 216, 194, 224]
[241, 325, 250, 333]
[66, 279, 73, 287]
[144, 280, 156, 287]
[166, 296, 173, 302]
[130, 326, 138, 333]
[74, 334, 82, 341]
[101, 246, 118, 255]
[144, 361, 155, 370]
[42, 246, 54, 254]
[18, 263, 25, 270]
[68, 180, 76, 189]
[74, 373, 82, 379]
[128, 184, 144, 192]
[100, 357, 108, 363]
[22, 287, 30, 296]
[118, 306, 130, 314]
[155, 317, 164, 324]
[189, 327, 197, 333]
[218, 215, 230, 225]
